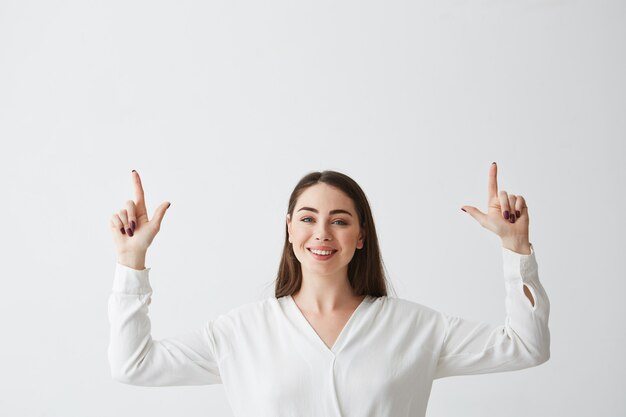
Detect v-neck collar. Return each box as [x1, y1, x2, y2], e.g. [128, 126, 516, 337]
[287, 294, 372, 357]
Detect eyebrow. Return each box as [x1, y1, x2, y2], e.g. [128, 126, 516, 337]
[296, 207, 353, 217]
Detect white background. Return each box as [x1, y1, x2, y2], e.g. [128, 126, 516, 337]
[1, 0, 624, 416]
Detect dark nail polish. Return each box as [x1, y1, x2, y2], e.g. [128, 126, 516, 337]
[131, 220, 136, 232]
[504, 211, 509, 219]
[510, 214, 516, 223]
[132, 170, 136, 173]
[516, 210, 521, 218]
[127, 228, 133, 237]
[492, 162, 496, 165]
[167, 203, 171, 209]
[461, 208, 466, 212]
[121, 227, 126, 235]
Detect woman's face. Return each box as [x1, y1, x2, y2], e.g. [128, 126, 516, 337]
[287, 183, 364, 279]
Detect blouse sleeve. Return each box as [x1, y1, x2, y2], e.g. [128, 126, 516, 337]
[107, 263, 222, 386]
[433, 243, 550, 379]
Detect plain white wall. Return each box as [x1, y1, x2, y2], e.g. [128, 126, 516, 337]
[1, 0, 624, 416]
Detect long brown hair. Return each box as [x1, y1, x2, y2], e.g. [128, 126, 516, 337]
[274, 170, 394, 299]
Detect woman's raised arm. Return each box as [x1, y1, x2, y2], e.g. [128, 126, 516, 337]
[107, 171, 222, 386]
[434, 162, 551, 378]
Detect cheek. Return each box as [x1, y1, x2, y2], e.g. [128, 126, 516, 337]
[291, 225, 310, 238]
[290, 231, 307, 247]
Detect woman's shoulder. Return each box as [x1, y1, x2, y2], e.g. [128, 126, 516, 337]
[214, 295, 288, 321]
[374, 295, 443, 320]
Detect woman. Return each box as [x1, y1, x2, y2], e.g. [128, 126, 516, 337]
[108, 163, 550, 417]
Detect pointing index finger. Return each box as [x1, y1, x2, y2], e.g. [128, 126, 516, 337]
[131, 170, 147, 216]
[488, 162, 498, 200]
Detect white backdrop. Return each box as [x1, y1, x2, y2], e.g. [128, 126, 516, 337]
[1, 0, 624, 416]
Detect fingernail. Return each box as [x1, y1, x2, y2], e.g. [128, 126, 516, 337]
[167, 202, 171, 209]
[120, 227, 126, 235]
[492, 162, 496, 165]
[127, 227, 134, 237]
[131, 220, 136, 232]
[461, 208, 466, 212]
[516, 210, 521, 218]
[503, 210, 509, 219]
[510, 214, 516, 223]
[132, 170, 136, 173]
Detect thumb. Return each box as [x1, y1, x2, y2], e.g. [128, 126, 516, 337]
[461, 205, 487, 227]
[151, 201, 171, 230]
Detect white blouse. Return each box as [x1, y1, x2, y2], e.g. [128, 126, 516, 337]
[108, 243, 550, 417]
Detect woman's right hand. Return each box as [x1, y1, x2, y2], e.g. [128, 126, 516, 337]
[110, 170, 171, 261]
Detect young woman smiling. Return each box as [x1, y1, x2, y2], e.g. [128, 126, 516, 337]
[108, 163, 549, 417]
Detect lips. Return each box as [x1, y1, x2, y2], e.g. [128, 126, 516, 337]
[307, 248, 337, 254]
[307, 248, 338, 259]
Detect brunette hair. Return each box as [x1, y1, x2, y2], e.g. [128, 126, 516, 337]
[274, 170, 394, 299]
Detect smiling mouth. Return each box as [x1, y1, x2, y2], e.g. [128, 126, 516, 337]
[307, 248, 338, 259]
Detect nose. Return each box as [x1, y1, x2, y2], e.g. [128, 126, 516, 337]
[314, 222, 333, 241]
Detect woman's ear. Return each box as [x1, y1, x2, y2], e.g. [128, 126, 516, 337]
[357, 229, 365, 249]
[286, 214, 292, 243]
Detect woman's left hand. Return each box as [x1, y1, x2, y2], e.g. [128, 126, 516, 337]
[461, 162, 530, 250]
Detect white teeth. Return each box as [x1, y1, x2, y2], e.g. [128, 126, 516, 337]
[310, 249, 334, 255]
